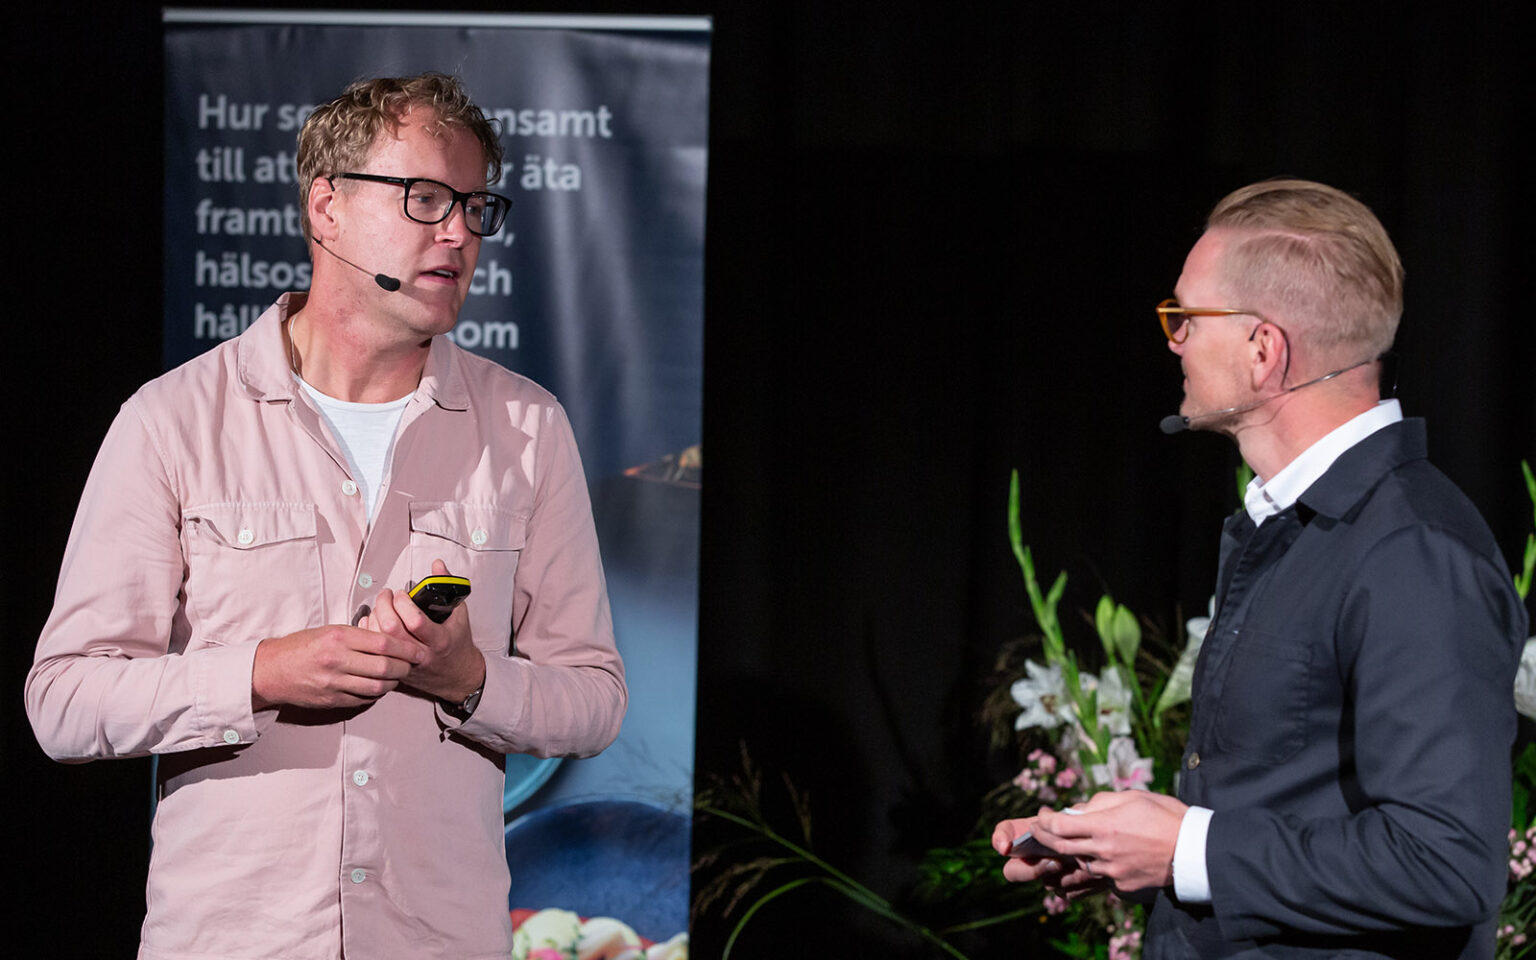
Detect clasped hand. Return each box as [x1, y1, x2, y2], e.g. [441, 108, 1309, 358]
[991, 789, 1188, 897]
[252, 559, 486, 710]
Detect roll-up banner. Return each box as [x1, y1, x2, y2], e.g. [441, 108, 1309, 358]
[163, 9, 708, 947]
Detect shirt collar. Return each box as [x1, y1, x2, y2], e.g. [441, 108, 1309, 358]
[1243, 398, 1403, 525]
[236, 293, 306, 402]
[235, 292, 469, 411]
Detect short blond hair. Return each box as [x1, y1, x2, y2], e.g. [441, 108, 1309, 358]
[1207, 179, 1403, 363]
[296, 72, 504, 241]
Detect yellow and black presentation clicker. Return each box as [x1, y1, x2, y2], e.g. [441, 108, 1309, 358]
[407, 575, 471, 623]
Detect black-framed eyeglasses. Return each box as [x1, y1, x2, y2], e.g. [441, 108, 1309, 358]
[335, 173, 512, 237]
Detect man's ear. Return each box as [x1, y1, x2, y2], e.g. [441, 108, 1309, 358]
[308, 176, 339, 242]
[1249, 322, 1289, 389]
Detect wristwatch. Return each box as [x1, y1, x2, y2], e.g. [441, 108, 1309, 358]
[446, 684, 483, 720]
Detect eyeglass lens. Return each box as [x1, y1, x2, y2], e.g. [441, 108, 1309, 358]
[405, 180, 508, 236]
[1158, 299, 1188, 342]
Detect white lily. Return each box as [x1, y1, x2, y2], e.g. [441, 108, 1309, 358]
[1087, 667, 1134, 736]
[1155, 595, 1213, 717]
[1011, 660, 1073, 731]
[1516, 637, 1536, 721]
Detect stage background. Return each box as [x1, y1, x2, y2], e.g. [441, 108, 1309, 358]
[9, 2, 1532, 957]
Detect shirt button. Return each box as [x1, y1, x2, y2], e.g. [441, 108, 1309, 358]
[1186, 752, 1201, 770]
[342, 480, 359, 497]
[222, 729, 240, 745]
[358, 573, 373, 588]
[470, 528, 488, 546]
[236, 528, 255, 546]
[350, 869, 367, 884]
[352, 770, 370, 786]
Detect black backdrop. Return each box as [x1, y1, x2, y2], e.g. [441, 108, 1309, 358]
[8, 2, 1532, 957]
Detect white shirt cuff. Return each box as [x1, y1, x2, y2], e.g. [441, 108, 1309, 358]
[1172, 805, 1214, 903]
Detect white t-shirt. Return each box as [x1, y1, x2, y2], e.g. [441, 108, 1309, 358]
[298, 378, 411, 523]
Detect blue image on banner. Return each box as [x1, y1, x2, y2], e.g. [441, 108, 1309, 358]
[164, 12, 707, 942]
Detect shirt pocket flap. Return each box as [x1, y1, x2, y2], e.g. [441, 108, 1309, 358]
[184, 502, 318, 549]
[409, 501, 527, 551]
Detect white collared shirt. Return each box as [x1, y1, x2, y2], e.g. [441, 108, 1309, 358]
[1243, 399, 1404, 526]
[1173, 398, 1404, 902]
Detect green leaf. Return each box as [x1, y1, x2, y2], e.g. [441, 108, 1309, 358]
[723, 877, 820, 959]
[1046, 568, 1068, 611]
[1523, 459, 1534, 525]
[1094, 595, 1116, 661]
[1513, 743, 1536, 833]
[1519, 461, 1535, 599]
[1010, 470, 1073, 664]
[1008, 471, 1028, 575]
[1519, 534, 1534, 601]
[1110, 603, 1140, 665]
[1048, 934, 1093, 958]
[1236, 461, 1255, 503]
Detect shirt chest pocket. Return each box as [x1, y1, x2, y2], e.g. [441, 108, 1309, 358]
[181, 502, 323, 647]
[408, 501, 526, 653]
[1211, 627, 1314, 764]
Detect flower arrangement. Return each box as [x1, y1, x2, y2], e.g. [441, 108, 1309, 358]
[918, 461, 1536, 959]
[694, 462, 1536, 958]
[913, 469, 1208, 958]
[1499, 460, 1536, 959]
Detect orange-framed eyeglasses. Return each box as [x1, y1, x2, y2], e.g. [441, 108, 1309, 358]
[1156, 297, 1263, 344]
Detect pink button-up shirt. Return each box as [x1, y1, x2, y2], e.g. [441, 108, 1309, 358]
[27, 294, 626, 960]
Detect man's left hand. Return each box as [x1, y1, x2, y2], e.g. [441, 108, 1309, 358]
[1029, 789, 1189, 894]
[362, 558, 487, 705]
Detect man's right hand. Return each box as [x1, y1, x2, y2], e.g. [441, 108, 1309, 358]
[251, 625, 425, 710]
[993, 812, 1108, 896]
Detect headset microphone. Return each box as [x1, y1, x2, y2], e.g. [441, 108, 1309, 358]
[1159, 355, 1380, 436]
[1160, 414, 1191, 435]
[314, 240, 402, 292]
[1160, 397, 1272, 435]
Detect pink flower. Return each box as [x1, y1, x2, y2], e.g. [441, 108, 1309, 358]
[530, 950, 564, 960]
[1055, 768, 1078, 789]
[1044, 893, 1069, 915]
[1037, 753, 1057, 774]
[1090, 736, 1154, 791]
[1109, 929, 1142, 960]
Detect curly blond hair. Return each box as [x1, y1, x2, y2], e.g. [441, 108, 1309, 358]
[296, 72, 504, 241]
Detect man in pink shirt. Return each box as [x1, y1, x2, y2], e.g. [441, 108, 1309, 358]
[27, 73, 626, 959]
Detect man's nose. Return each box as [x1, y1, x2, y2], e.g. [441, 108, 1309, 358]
[436, 201, 471, 245]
